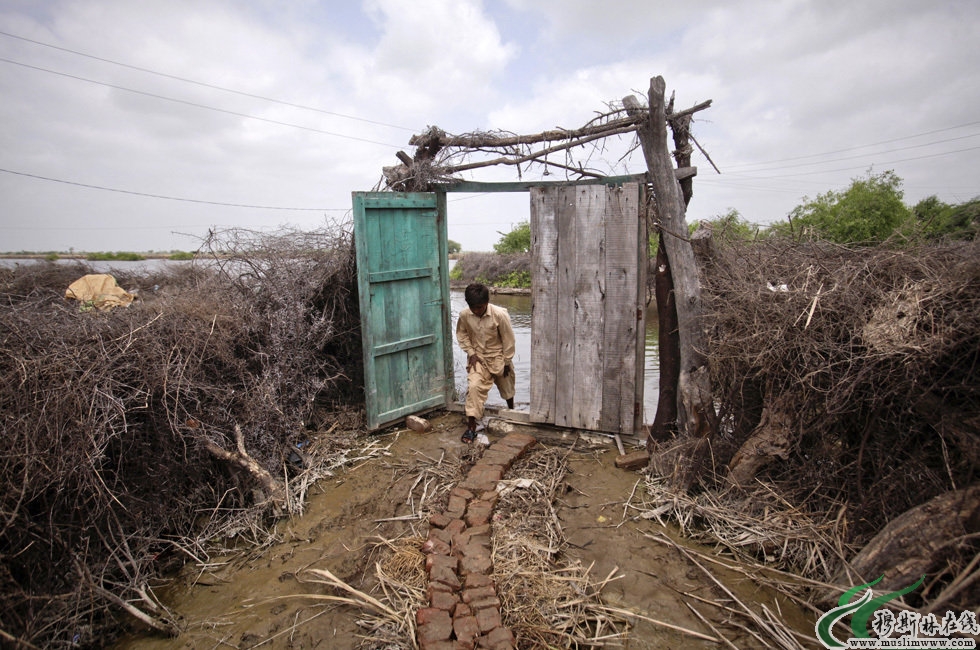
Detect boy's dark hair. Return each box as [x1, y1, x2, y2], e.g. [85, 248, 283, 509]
[464, 283, 490, 307]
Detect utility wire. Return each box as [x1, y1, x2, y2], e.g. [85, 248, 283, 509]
[722, 121, 980, 170]
[0, 56, 405, 148]
[718, 133, 980, 174]
[0, 167, 349, 211]
[713, 145, 980, 180]
[0, 29, 418, 132]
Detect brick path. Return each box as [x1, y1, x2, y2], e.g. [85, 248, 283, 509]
[415, 431, 537, 650]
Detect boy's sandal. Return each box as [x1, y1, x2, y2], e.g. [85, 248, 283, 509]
[461, 428, 477, 443]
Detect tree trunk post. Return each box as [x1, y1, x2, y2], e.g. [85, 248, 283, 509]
[625, 76, 718, 490]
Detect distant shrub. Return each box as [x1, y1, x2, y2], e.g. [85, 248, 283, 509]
[493, 221, 531, 254]
[451, 252, 530, 288]
[168, 251, 195, 260]
[496, 270, 530, 288]
[85, 251, 146, 261]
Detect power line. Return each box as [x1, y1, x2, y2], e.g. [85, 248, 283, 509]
[0, 56, 405, 148]
[0, 167, 351, 211]
[716, 145, 980, 180]
[0, 29, 419, 133]
[719, 133, 979, 174]
[722, 121, 980, 170]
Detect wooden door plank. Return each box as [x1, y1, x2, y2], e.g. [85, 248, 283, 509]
[554, 186, 578, 427]
[616, 184, 642, 433]
[600, 184, 632, 432]
[633, 184, 648, 435]
[569, 186, 605, 431]
[436, 192, 454, 406]
[530, 187, 559, 423]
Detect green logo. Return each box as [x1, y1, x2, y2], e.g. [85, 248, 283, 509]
[815, 575, 925, 648]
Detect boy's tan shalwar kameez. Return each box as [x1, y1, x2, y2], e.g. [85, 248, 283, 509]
[456, 302, 516, 419]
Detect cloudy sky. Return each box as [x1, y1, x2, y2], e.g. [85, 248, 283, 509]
[1, 0, 977, 253]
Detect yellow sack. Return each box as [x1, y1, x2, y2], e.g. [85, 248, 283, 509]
[65, 274, 135, 311]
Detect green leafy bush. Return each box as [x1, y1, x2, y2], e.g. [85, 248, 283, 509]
[493, 221, 531, 254]
[777, 170, 910, 244]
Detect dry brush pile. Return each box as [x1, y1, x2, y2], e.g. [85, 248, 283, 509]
[450, 252, 531, 290]
[0, 227, 364, 648]
[677, 235, 980, 610]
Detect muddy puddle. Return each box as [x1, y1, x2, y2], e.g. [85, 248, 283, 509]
[113, 412, 817, 649]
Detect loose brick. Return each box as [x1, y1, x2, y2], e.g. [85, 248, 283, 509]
[416, 607, 451, 626]
[484, 626, 516, 648]
[454, 601, 473, 618]
[462, 585, 497, 603]
[458, 541, 490, 561]
[501, 432, 536, 449]
[459, 477, 498, 493]
[445, 518, 467, 536]
[428, 512, 452, 529]
[465, 500, 493, 527]
[429, 588, 458, 612]
[453, 615, 481, 648]
[458, 552, 492, 575]
[478, 491, 499, 507]
[469, 596, 501, 611]
[428, 526, 453, 546]
[462, 531, 490, 550]
[447, 494, 468, 517]
[475, 606, 502, 633]
[429, 561, 462, 590]
[464, 573, 494, 589]
[418, 617, 453, 644]
[419, 641, 455, 650]
[451, 486, 475, 500]
[426, 553, 456, 573]
[406, 415, 431, 432]
[472, 465, 504, 482]
[422, 535, 451, 556]
[615, 449, 650, 470]
[463, 524, 491, 539]
[478, 450, 514, 469]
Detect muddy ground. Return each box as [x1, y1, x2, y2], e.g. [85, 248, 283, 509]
[113, 411, 815, 649]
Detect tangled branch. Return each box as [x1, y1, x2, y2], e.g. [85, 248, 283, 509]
[382, 97, 712, 191]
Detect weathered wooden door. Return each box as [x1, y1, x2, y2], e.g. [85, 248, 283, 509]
[353, 192, 453, 430]
[529, 183, 646, 435]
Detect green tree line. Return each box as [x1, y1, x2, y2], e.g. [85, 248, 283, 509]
[453, 169, 976, 289]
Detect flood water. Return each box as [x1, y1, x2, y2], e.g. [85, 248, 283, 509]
[450, 290, 660, 423]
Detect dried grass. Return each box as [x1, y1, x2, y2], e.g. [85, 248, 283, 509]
[638, 477, 849, 583]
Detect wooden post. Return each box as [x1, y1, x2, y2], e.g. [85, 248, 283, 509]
[624, 77, 717, 490]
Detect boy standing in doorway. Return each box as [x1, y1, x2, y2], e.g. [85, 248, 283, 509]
[456, 283, 516, 443]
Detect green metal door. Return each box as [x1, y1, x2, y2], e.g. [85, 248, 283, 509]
[353, 191, 453, 430]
